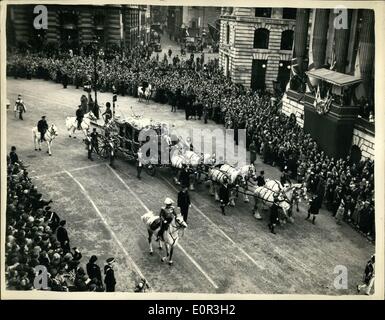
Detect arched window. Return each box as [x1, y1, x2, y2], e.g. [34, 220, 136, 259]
[282, 8, 297, 20]
[253, 28, 269, 49]
[280, 30, 294, 50]
[226, 24, 230, 44]
[254, 8, 271, 18]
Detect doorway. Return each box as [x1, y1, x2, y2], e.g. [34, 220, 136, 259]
[251, 59, 267, 91]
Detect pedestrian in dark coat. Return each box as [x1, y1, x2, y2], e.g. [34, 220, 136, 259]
[256, 170, 266, 186]
[268, 195, 280, 234]
[104, 257, 116, 292]
[9, 146, 19, 165]
[306, 195, 321, 224]
[56, 220, 70, 253]
[179, 165, 190, 188]
[37, 116, 48, 143]
[86, 255, 102, 282]
[219, 179, 230, 215]
[177, 186, 191, 222]
[249, 140, 257, 165]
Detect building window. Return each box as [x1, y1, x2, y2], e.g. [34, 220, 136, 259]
[282, 8, 297, 20]
[254, 8, 272, 18]
[280, 30, 294, 50]
[253, 28, 269, 49]
[226, 24, 230, 44]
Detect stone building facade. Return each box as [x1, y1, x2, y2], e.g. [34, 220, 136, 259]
[281, 9, 375, 160]
[219, 7, 297, 92]
[6, 5, 150, 51]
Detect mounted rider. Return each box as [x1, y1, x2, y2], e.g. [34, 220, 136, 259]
[157, 198, 176, 241]
[76, 105, 84, 130]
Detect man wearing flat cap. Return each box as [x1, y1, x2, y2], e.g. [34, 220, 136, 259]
[104, 257, 116, 292]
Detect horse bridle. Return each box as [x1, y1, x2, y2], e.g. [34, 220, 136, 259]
[167, 216, 186, 244]
[48, 125, 57, 137]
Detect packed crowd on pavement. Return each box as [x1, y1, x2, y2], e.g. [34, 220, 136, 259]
[5, 147, 120, 291]
[7, 45, 375, 242]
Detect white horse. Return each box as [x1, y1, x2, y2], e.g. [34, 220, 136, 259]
[138, 84, 153, 103]
[170, 150, 212, 190]
[32, 124, 58, 156]
[252, 180, 306, 222]
[141, 211, 187, 265]
[65, 111, 97, 138]
[208, 164, 256, 205]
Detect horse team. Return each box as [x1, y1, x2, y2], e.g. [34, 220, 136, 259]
[30, 96, 308, 267]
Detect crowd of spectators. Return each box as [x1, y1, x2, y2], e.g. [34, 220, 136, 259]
[6, 147, 106, 291]
[6, 46, 375, 241]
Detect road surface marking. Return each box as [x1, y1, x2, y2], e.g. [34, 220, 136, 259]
[32, 163, 102, 179]
[161, 176, 265, 271]
[107, 164, 219, 289]
[64, 170, 150, 288]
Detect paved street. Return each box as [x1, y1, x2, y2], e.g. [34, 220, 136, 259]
[6, 78, 373, 294]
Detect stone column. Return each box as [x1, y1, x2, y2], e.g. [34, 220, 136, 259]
[78, 9, 94, 46]
[105, 6, 122, 47]
[335, 10, 352, 73]
[294, 9, 310, 73]
[312, 9, 330, 68]
[358, 9, 374, 98]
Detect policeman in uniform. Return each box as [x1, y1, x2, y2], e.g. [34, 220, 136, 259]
[76, 105, 84, 130]
[268, 194, 280, 234]
[37, 116, 48, 144]
[14, 94, 26, 120]
[104, 257, 116, 292]
[157, 198, 176, 241]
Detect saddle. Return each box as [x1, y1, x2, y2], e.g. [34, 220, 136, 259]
[149, 217, 161, 231]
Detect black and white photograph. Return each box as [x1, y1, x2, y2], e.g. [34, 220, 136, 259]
[1, 0, 383, 300]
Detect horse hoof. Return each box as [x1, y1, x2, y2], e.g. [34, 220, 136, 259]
[35, 149, 37, 151]
[49, 154, 52, 156]
[168, 261, 173, 266]
[149, 251, 153, 256]
[158, 246, 162, 250]
[46, 151, 49, 153]
[161, 257, 166, 263]
[38, 148, 41, 151]
[73, 136, 76, 139]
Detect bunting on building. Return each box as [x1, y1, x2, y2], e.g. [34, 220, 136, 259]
[313, 85, 332, 115]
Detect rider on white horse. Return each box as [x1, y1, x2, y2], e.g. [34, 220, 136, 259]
[157, 197, 176, 241]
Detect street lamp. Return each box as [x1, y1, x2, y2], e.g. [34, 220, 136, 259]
[90, 38, 102, 119]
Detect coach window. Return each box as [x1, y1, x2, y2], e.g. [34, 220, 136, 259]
[280, 30, 294, 50]
[282, 8, 297, 20]
[253, 28, 269, 49]
[254, 8, 272, 18]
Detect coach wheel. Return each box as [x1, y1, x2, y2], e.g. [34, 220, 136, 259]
[97, 137, 109, 159]
[145, 164, 156, 176]
[99, 145, 109, 159]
